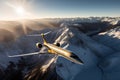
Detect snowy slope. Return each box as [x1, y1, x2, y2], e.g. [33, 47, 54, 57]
[90, 26, 120, 80]
[54, 24, 116, 80]
[0, 17, 120, 80]
[93, 26, 120, 51]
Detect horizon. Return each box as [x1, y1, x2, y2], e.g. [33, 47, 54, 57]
[0, 16, 120, 21]
[0, 0, 120, 20]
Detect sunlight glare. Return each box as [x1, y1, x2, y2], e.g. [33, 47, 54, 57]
[15, 6, 25, 16]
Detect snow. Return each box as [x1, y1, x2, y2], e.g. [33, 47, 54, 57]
[54, 26, 110, 80]
[93, 26, 120, 51]
[55, 23, 119, 80]
[0, 17, 120, 80]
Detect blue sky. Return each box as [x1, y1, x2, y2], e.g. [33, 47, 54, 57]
[33, 0, 120, 17]
[0, 0, 120, 19]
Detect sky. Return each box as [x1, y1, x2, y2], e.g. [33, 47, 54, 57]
[0, 0, 120, 20]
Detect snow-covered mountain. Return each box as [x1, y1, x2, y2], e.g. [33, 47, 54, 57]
[55, 24, 118, 80]
[0, 17, 120, 80]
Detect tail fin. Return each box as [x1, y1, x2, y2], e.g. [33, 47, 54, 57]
[41, 31, 51, 43]
[41, 33, 47, 43]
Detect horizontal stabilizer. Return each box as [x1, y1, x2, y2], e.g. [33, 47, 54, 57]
[27, 31, 51, 36]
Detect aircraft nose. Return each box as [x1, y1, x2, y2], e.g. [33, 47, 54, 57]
[78, 58, 84, 64]
[70, 53, 84, 64]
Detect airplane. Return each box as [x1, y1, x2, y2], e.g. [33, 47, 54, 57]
[7, 32, 84, 64]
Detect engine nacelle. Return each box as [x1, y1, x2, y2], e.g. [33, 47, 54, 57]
[36, 42, 42, 49]
[55, 43, 60, 47]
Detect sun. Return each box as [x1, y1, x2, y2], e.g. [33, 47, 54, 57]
[15, 6, 25, 16]
[6, 2, 34, 19]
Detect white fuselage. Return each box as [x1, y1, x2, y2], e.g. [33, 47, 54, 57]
[44, 42, 83, 64]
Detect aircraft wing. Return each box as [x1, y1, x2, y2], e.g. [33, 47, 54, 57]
[7, 52, 43, 57]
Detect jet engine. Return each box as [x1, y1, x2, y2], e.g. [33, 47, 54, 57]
[55, 43, 60, 47]
[36, 42, 42, 49]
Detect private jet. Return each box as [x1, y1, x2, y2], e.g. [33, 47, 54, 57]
[8, 32, 83, 64]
